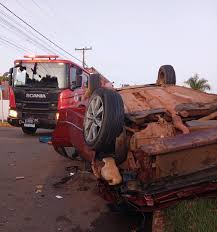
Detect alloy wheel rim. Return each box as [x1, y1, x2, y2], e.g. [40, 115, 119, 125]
[84, 95, 104, 143]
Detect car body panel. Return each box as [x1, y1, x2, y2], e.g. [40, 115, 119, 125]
[53, 79, 217, 211]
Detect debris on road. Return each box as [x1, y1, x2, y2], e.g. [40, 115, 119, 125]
[53, 176, 74, 188]
[39, 135, 52, 144]
[15, 176, 24, 180]
[65, 165, 79, 173]
[35, 185, 43, 193]
[9, 163, 16, 167]
[53, 166, 80, 188]
[55, 195, 63, 199]
[77, 186, 90, 192]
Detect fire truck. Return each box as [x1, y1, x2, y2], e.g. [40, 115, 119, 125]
[7, 55, 98, 134]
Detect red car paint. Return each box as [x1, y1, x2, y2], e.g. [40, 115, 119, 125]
[52, 69, 112, 161]
[52, 65, 217, 212]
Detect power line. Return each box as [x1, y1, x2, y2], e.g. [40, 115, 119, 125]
[0, 14, 51, 54]
[0, 8, 68, 58]
[0, 8, 58, 55]
[0, 2, 82, 63]
[31, 0, 43, 11]
[0, 36, 33, 53]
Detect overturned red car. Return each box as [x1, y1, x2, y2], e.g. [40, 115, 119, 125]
[52, 64, 217, 211]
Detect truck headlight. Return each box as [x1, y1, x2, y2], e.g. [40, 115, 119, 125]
[56, 112, 60, 121]
[9, 109, 18, 118]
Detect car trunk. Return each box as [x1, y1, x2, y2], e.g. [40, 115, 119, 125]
[135, 128, 217, 190]
[113, 85, 217, 208]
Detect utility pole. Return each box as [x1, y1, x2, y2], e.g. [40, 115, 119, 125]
[75, 47, 92, 68]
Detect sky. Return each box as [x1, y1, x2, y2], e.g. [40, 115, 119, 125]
[0, 0, 217, 91]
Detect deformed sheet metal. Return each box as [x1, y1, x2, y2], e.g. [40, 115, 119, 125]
[139, 127, 217, 156]
[119, 85, 217, 114]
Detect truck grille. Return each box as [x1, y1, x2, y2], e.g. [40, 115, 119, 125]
[23, 102, 50, 110]
[22, 111, 55, 119]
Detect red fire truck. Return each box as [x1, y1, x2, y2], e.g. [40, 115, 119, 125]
[7, 55, 105, 134]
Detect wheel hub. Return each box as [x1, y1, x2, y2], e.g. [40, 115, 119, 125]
[84, 95, 104, 143]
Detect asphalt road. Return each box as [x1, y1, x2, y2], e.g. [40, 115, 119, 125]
[0, 127, 143, 232]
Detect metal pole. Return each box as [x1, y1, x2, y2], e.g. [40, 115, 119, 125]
[75, 47, 92, 68]
[0, 88, 3, 122]
[82, 49, 85, 68]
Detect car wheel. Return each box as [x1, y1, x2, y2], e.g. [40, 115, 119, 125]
[83, 88, 124, 152]
[22, 127, 37, 135]
[157, 65, 176, 85]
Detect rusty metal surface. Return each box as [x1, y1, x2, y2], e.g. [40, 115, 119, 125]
[119, 85, 217, 114]
[103, 85, 217, 209]
[155, 143, 217, 179]
[139, 127, 217, 156]
[130, 120, 175, 150]
[186, 120, 217, 131]
[133, 127, 217, 182]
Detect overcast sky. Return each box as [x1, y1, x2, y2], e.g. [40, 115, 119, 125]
[0, 0, 217, 91]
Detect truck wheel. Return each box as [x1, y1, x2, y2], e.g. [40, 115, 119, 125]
[83, 88, 124, 152]
[22, 127, 37, 135]
[157, 65, 176, 85]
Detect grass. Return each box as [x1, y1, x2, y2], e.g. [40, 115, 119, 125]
[164, 198, 217, 232]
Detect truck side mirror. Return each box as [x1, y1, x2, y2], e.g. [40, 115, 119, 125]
[76, 75, 82, 88]
[9, 67, 13, 86]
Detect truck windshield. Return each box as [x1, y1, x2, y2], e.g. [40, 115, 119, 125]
[13, 62, 68, 88]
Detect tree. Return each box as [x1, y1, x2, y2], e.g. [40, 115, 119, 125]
[0, 76, 9, 83]
[0, 72, 10, 83]
[184, 74, 211, 92]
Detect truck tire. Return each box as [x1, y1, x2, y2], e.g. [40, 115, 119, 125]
[22, 127, 37, 135]
[88, 74, 101, 95]
[83, 88, 124, 152]
[157, 65, 176, 85]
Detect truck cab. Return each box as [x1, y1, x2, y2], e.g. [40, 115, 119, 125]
[7, 55, 94, 134]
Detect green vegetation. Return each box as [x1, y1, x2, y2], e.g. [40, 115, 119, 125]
[184, 74, 211, 92]
[165, 198, 217, 232]
[0, 75, 9, 82]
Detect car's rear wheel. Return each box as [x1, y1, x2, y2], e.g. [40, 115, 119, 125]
[22, 127, 37, 135]
[157, 65, 176, 85]
[83, 88, 124, 152]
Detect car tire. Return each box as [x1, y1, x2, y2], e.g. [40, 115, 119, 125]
[83, 88, 124, 152]
[157, 65, 176, 85]
[22, 127, 37, 135]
